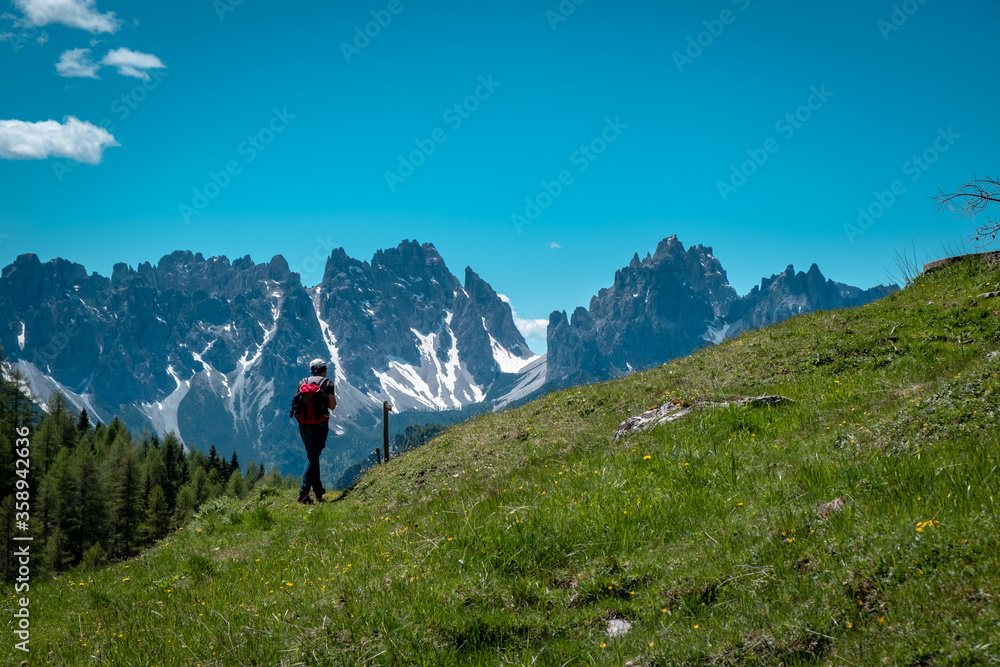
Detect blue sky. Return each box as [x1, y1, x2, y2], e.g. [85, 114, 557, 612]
[2, 0, 999, 352]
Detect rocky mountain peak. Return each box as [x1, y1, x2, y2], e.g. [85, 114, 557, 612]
[1, 241, 539, 474]
[650, 234, 682, 261]
[547, 235, 739, 386]
[268, 255, 291, 280]
[111, 262, 134, 287]
[546, 235, 898, 386]
[232, 255, 254, 271]
[323, 247, 361, 280]
[2, 235, 897, 479]
[723, 263, 896, 337]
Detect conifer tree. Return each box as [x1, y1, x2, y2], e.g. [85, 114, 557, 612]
[5, 366, 31, 432]
[81, 541, 107, 569]
[48, 393, 76, 448]
[0, 496, 15, 581]
[77, 408, 90, 432]
[33, 475, 61, 551]
[225, 469, 247, 499]
[162, 432, 185, 508]
[104, 418, 125, 451]
[189, 449, 207, 473]
[245, 461, 262, 489]
[108, 444, 144, 558]
[145, 445, 168, 489]
[207, 445, 222, 474]
[40, 525, 69, 575]
[206, 445, 227, 488]
[190, 466, 212, 504]
[34, 393, 77, 476]
[64, 444, 108, 563]
[173, 483, 198, 526]
[141, 486, 172, 541]
[0, 361, 34, 501]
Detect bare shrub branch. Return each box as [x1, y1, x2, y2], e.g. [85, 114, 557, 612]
[933, 176, 1000, 246]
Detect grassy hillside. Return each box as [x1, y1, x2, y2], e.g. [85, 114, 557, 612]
[8, 255, 1000, 666]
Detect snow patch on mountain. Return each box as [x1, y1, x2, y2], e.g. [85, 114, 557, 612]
[227, 358, 272, 431]
[17, 321, 25, 351]
[703, 321, 732, 345]
[8, 360, 106, 422]
[227, 301, 281, 440]
[191, 348, 231, 397]
[490, 333, 538, 374]
[311, 287, 346, 384]
[138, 366, 192, 443]
[373, 313, 485, 411]
[492, 355, 547, 410]
[480, 315, 538, 373]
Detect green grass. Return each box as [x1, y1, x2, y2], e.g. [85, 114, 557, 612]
[8, 257, 1000, 665]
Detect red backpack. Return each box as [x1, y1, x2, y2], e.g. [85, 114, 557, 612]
[290, 378, 331, 425]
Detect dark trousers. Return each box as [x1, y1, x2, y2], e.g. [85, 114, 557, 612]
[299, 422, 329, 498]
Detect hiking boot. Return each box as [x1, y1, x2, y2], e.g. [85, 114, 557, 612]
[297, 494, 312, 505]
[315, 492, 327, 502]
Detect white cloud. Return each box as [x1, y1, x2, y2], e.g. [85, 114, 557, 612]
[498, 294, 549, 341]
[0, 116, 118, 164]
[100, 47, 166, 80]
[13, 0, 120, 34]
[55, 46, 167, 80]
[549, 241, 561, 249]
[56, 47, 99, 78]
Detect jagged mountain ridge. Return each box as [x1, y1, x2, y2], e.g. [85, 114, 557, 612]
[545, 235, 898, 386]
[724, 262, 895, 337]
[1, 241, 537, 468]
[2, 234, 897, 471]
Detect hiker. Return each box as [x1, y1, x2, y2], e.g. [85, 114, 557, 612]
[290, 358, 337, 504]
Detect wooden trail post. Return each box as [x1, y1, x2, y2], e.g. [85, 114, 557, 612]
[382, 401, 393, 463]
